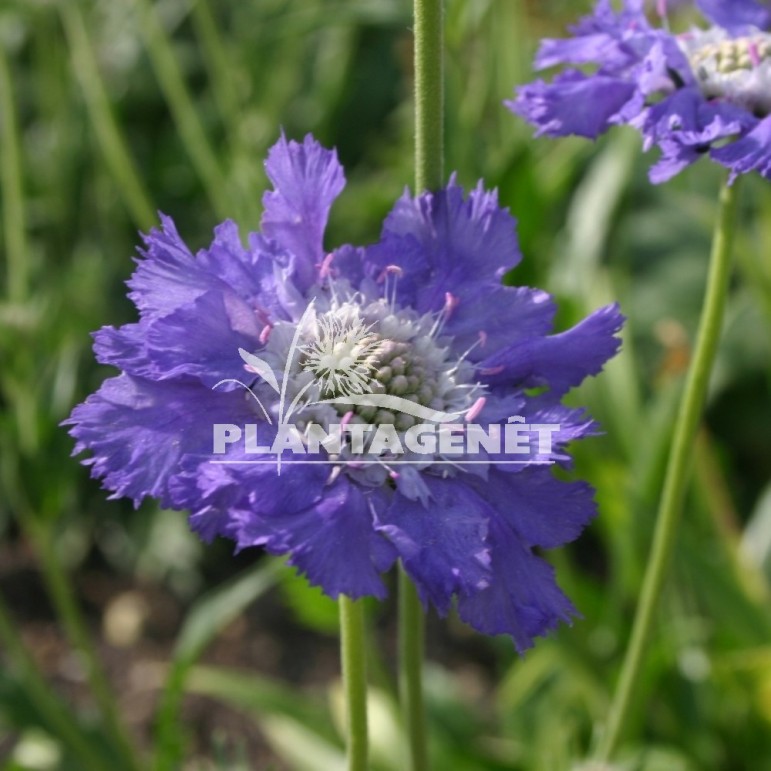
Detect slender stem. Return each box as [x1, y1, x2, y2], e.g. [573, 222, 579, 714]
[398, 566, 429, 771]
[414, 0, 444, 192]
[340, 595, 368, 771]
[596, 177, 739, 762]
[398, 2, 442, 768]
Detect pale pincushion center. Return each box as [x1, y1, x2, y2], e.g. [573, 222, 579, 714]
[681, 31, 771, 116]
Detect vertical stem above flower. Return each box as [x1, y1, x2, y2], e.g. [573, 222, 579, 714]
[596, 177, 740, 762]
[340, 595, 369, 771]
[414, 0, 444, 191]
[399, 2, 444, 769]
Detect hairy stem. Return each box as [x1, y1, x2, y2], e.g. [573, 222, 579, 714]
[340, 595, 369, 771]
[596, 177, 739, 761]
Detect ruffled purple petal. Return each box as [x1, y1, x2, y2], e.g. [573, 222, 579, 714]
[457, 515, 576, 652]
[64, 375, 256, 508]
[480, 399, 599, 469]
[128, 217, 285, 323]
[517, 401, 600, 465]
[444, 285, 556, 363]
[711, 114, 771, 183]
[261, 134, 346, 292]
[128, 215, 210, 321]
[197, 221, 278, 314]
[469, 468, 596, 549]
[92, 323, 148, 373]
[570, 0, 647, 37]
[95, 290, 261, 387]
[172, 450, 329, 545]
[508, 71, 637, 139]
[534, 33, 625, 70]
[479, 303, 625, 397]
[640, 88, 754, 148]
[367, 179, 523, 312]
[648, 138, 704, 183]
[639, 89, 758, 182]
[376, 476, 492, 613]
[243, 479, 397, 600]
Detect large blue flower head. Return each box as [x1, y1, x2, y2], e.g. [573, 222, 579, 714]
[65, 134, 624, 652]
[509, 0, 771, 183]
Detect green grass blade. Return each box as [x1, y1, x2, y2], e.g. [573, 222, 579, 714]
[0, 594, 113, 771]
[152, 557, 282, 770]
[59, 3, 156, 230]
[0, 48, 28, 302]
[134, 0, 231, 219]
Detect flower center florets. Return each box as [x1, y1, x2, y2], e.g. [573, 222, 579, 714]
[252, 290, 485, 483]
[300, 299, 479, 433]
[301, 308, 384, 397]
[681, 30, 771, 115]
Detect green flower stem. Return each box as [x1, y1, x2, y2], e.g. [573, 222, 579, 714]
[414, 0, 444, 192]
[398, 2, 443, 768]
[340, 595, 369, 771]
[398, 566, 429, 771]
[596, 177, 739, 762]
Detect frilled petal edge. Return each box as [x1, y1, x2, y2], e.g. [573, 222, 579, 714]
[63, 375, 258, 508]
[711, 115, 771, 184]
[261, 133, 346, 292]
[508, 71, 637, 140]
[376, 476, 492, 614]
[457, 515, 577, 652]
[479, 303, 625, 397]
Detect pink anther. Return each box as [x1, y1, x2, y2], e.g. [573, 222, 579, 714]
[377, 264, 404, 283]
[464, 397, 487, 422]
[444, 292, 460, 319]
[254, 307, 271, 326]
[749, 41, 761, 68]
[319, 252, 336, 279]
[259, 324, 273, 344]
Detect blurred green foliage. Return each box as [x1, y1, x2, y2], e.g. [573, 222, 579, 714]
[1, 0, 771, 768]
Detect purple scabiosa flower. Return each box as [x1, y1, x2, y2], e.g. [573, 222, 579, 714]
[509, 0, 771, 183]
[65, 134, 624, 652]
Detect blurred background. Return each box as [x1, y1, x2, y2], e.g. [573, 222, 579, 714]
[1, 0, 771, 768]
